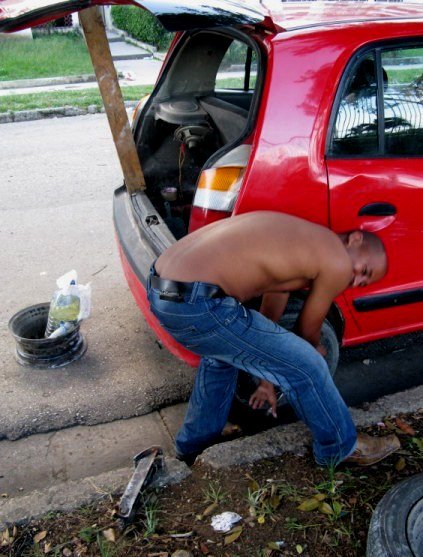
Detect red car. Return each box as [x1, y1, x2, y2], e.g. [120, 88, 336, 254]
[2, 1, 423, 377]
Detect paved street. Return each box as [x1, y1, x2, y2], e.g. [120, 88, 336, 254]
[0, 113, 194, 441]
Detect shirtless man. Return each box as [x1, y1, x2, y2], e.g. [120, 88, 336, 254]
[147, 212, 400, 467]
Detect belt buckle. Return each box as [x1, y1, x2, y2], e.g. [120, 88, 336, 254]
[159, 291, 184, 303]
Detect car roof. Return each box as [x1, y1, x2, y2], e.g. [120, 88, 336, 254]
[263, 1, 423, 32]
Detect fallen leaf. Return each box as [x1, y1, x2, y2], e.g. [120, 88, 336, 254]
[224, 525, 243, 545]
[296, 544, 304, 554]
[102, 528, 116, 543]
[318, 502, 334, 515]
[62, 549, 72, 557]
[203, 502, 218, 517]
[313, 493, 326, 502]
[199, 542, 210, 554]
[34, 531, 47, 544]
[270, 495, 281, 510]
[332, 500, 343, 515]
[44, 542, 52, 554]
[298, 498, 320, 511]
[249, 480, 260, 492]
[268, 541, 286, 551]
[395, 457, 406, 472]
[412, 437, 423, 453]
[1, 529, 10, 544]
[395, 418, 416, 436]
[384, 420, 396, 431]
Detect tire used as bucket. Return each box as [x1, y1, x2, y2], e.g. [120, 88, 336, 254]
[8, 303, 87, 368]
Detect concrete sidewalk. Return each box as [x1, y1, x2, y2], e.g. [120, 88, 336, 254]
[1, 386, 422, 529]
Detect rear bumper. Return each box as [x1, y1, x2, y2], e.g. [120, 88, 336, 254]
[113, 185, 200, 367]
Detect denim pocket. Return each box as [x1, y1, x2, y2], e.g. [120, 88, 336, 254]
[162, 324, 198, 340]
[208, 296, 242, 326]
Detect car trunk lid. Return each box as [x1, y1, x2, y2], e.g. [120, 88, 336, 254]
[0, 0, 269, 33]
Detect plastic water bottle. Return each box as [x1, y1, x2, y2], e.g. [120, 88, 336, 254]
[45, 280, 81, 337]
[47, 321, 74, 339]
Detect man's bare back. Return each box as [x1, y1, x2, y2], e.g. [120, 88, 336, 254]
[156, 212, 353, 347]
[156, 212, 351, 300]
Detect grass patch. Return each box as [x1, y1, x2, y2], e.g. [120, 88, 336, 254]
[0, 33, 93, 81]
[216, 75, 257, 90]
[0, 85, 153, 113]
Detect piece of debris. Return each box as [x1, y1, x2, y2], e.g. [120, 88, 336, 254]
[171, 550, 193, 557]
[211, 512, 242, 532]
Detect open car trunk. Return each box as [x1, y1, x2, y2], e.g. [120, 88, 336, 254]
[131, 27, 264, 239]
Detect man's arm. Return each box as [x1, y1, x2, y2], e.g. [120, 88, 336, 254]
[295, 271, 349, 348]
[260, 292, 290, 322]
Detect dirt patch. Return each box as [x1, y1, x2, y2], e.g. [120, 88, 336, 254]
[1, 411, 422, 557]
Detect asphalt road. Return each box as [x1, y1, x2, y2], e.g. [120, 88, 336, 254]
[0, 113, 421, 442]
[0, 113, 194, 441]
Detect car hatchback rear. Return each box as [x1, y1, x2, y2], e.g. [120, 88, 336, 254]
[113, 2, 423, 365]
[1, 0, 421, 368]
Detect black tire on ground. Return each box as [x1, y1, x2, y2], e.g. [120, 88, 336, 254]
[366, 473, 423, 557]
[235, 315, 340, 412]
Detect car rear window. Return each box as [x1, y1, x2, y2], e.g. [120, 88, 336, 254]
[215, 39, 257, 91]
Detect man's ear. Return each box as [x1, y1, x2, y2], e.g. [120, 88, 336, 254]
[347, 230, 364, 248]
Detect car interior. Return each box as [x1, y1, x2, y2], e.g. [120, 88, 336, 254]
[134, 30, 260, 239]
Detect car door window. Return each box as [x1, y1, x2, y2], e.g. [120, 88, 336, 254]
[330, 52, 379, 155]
[329, 44, 423, 157]
[215, 40, 257, 91]
[382, 46, 423, 155]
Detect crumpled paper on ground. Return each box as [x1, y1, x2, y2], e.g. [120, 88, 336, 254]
[211, 512, 242, 532]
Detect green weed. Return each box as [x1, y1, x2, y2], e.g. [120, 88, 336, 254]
[203, 480, 228, 505]
[142, 496, 160, 538]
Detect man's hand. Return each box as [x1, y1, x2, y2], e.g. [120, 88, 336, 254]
[249, 379, 278, 418]
[316, 343, 327, 357]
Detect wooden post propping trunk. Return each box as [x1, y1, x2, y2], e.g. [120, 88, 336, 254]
[79, 7, 146, 193]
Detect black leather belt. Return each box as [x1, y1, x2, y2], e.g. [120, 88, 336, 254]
[150, 275, 226, 303]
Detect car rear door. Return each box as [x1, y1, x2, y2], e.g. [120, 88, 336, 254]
[326, 40, 423, 344]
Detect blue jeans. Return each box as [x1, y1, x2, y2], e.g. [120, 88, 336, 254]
[147, 271, 357, 465]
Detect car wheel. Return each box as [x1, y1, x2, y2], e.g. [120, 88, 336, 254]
[366, 473, 423, 557]
[235, 315, 339, 412]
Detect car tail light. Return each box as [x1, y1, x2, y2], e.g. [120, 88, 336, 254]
[189, 144, 251, 232]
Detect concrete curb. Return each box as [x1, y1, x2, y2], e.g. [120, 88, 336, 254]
[0, 459, 190, 530]
[201, 384, 423, 468]
[0, 102, 138, 124]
